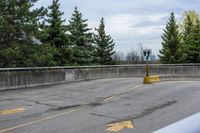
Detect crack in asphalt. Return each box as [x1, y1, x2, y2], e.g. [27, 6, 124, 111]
[132, 100, 177, 120]
[52, 102, 103, 111]
[91, 101, 177, 125]
[25, 99, 57, 107]
[52, 105, 81, 111]
[90, 113, 121, 120]
[0, 98, 24, 101]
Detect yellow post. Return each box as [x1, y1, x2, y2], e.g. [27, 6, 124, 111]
[143, 63, 160, 84]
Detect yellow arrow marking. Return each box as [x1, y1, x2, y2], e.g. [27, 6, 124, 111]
[0, 108, 26, 115]
[106, 120, 134, 132]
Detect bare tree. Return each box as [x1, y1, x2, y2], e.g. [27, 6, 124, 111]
[126, 48, 140, 64]
[112, 51, 124, 64]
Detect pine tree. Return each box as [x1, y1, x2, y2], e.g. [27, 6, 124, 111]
[159, 12, 181, 63]
[94, 18, 115, 65]
[0, 0, 46, 67]
[0, 0, 45, 46]
[182, 10, 199, 27]
[184, 18, 200, 63]
[68, 7, 94, 65]
[181, 15, 194, 62]
[42, 0, 71, 65]
[42, 0, 68, 48]
[183, 15, 193, 38]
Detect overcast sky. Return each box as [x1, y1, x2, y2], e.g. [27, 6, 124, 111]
[35, 0, 200, 56]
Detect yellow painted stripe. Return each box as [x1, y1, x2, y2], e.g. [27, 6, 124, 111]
[0, 84, 142, 132]
[0, 107, 85, 133]
[103, 84, 143, 102]
[103, 96, 114, 102]
[106, 120, 134, 132]
[0, 108, 26, 115]
[120, 84, 143, 94]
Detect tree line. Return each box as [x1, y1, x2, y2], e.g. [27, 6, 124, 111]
[114, 10, 200, 65]
[0, 0, 115, 67]
[159, 10, 200, 63]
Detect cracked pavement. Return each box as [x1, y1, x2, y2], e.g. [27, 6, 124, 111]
[0, 78, 200, 133]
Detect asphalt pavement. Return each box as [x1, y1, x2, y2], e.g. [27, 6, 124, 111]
[0, 78, 200, 133]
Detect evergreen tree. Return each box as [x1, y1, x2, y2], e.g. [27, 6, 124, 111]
[159, 12, 181, 63]
[42, 0, 68, 48]
[0, 0, 46, 67]
[181, 15, 194, 62]
[183, 15, 193, 37]
[94, 18, 115, 65]
[184, 18, 200, 63]
[68, 7, 94, 65]
[42, 0, 70, 65]
[0, 0, 45, 46]
[182, 10, 199, 27]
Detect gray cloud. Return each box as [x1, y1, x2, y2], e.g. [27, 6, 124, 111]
[35, 0, 200, 56]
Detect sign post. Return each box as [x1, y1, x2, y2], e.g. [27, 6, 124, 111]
[143, 49, 151, 77]
[143, 49, 160, 84]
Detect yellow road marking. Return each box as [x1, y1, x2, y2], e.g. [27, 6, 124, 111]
[103, 96, 114, 102]
[106, 120, 134, 132]
[103, 84, 143, 102]
[0, 84, 142, 133]
[0, 108, 26, 115]
[0, 107, 85, 133]
[120, 84, 143, 94]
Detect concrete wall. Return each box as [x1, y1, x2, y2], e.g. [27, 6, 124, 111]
[0, 64, 200, 90]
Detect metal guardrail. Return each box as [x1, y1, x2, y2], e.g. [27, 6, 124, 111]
[153, 112, 200, 133]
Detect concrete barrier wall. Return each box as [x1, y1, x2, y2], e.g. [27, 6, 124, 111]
[0, 64, 200, 90]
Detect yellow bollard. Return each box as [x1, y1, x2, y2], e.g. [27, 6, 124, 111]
[143, 75, 160, 84]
